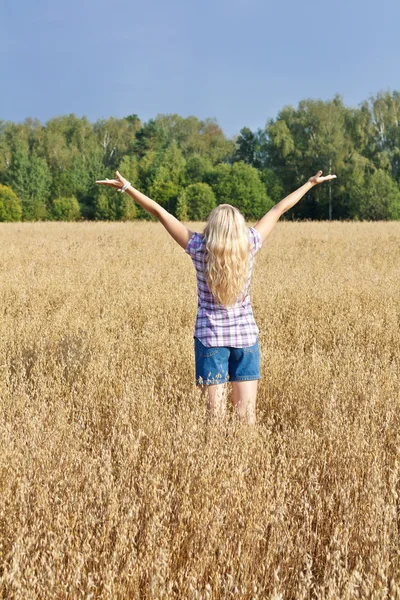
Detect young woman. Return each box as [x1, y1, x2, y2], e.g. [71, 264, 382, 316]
[96, 170, 336, 424]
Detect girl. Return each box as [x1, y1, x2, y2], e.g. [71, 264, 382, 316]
[96, 169, 336, 424]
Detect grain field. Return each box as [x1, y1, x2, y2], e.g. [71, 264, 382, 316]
[1, 221, 400, 599]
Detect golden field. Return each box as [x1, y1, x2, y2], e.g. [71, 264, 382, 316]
[0, 220, 400, 599]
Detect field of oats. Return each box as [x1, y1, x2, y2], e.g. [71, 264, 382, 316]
[1, 220, 400, 599]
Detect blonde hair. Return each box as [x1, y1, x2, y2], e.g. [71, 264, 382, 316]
[203, 204, 250, 307]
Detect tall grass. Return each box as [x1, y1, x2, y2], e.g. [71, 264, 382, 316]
[1, 221, 400, 599]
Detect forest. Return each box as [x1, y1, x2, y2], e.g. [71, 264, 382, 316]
[1, 91, 400, 222]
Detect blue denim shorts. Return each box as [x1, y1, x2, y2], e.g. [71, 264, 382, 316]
[194, 337, 261, 385]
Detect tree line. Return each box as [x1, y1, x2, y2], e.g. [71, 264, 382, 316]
[1, 91, 400, 222]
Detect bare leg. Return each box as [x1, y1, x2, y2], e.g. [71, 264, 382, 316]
[198, 383, 227, 423]
[231, 380, 258, 425]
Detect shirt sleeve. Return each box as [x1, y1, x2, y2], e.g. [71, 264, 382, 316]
[249, 227, 262, 254]
[185, 232, 203, 257]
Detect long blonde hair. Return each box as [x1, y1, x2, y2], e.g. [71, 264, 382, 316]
[203, 204, 250, 307]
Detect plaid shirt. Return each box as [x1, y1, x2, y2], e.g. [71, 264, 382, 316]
[185, 227, 262, 348]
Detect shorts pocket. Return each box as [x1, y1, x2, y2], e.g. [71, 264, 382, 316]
[243, 340, 259, 354]
[194, 337, 219, 358]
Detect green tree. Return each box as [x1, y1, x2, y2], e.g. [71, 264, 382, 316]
[347, 169, 400, 220]
[94, 193, 112, 220]
[118, 155, 139, 187]
[136, 151, 157, 193]
[196, 119, 234, 164]
[229, 162, 272, 218]
[51, 197, 81, 221]
[52, 154, 91, 199]
[266, 96, 352, 219]
[178, 183, 216, 220]
[118, 194, 137, 221]
[233, 127, 268, 169]
[43, 115, 103, 218]
[93, 190, 137, 221]
[3, 98, 400, 222]
[154, 114, 234, 163]
[184, 155, 213, 184]
[366, 92, 400, 184]
[205, 163, 232, 204]
[176, 195, 189, 221]
[149, 143, 186, 214]
[132, 119, 168, 158]
[207, 162, 272, 219]
[5, 147, 51, 220]
[0, 184, 22, 221]
[260, 168, 283, 204]
[93, 116, 141, 169]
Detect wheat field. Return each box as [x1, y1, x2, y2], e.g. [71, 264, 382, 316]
[0, 221, 400, 599]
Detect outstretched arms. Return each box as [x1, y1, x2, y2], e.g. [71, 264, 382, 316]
[97, 170, 337, 248]
[96, 171, 193, 250]
[253, 171, 337, 243]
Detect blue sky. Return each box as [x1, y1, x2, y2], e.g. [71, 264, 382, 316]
[1, 0, 399, 137]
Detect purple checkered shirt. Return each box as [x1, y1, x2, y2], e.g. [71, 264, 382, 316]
[185, 227, 262, 348]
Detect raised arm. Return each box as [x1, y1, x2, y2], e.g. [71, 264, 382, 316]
[254, 170, 337, 243]
[96, 171, 193, 250]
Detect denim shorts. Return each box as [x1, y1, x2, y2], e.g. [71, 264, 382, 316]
[194, 337, 261, 385]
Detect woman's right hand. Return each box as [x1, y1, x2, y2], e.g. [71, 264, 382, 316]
[309, 170, 337, 185]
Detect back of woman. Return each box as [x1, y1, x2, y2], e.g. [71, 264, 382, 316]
[96, 169, 336, 424]
[185, 205, 262, 349]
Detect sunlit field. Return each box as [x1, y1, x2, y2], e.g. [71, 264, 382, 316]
[1, 220, 400, 599]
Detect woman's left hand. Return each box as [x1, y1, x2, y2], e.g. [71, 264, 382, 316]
[96, 171, 127, 190]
